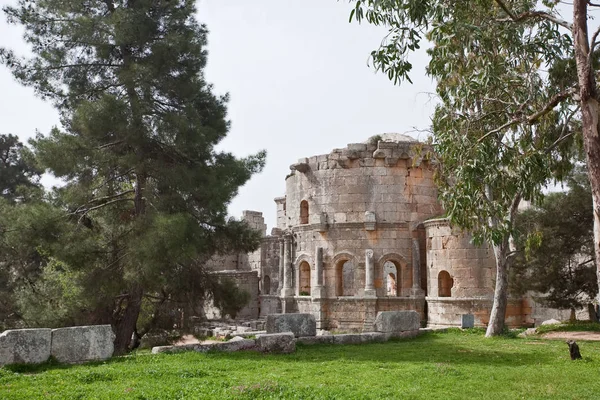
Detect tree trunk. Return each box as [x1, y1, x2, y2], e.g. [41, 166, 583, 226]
[486, 240, 510, 336]
[573, 1, 600, 316]
[112, 285, 144, 355]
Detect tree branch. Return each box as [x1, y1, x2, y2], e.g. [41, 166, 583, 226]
[477, 88, 575, 143]
[493, 0, 572, 30]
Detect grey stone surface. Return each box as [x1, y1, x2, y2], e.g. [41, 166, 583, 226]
[332, 334, 362, 345]
[0, 328, 52, 365]
[256, 332, 295, 353]
[297, 335, 335, 345]
[373, 311, 420, 333]
[266, 313, 316, 338]
[385, 329, 420, 340]
[518, 328, 538, 338]
[152, 338, 256, 354]
[461, 314, 475, 329]
[541, 318, 562, 326]
[360, 332, 387, 343]
[51, 325, 115, 364]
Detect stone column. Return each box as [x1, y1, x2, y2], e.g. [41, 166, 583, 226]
[411, 238, 424, 296]
[278, 238, 284, 292]
[281, 233, 294, 298]
[312, 246, 325, 298]
[364, 249, 376, 297]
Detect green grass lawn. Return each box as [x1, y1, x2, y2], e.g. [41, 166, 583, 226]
[1, 329, 599, 399]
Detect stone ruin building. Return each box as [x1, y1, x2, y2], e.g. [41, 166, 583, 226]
[204, 133, 575, 330]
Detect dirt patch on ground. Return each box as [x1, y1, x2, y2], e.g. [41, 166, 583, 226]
[541, 331, 600, 341]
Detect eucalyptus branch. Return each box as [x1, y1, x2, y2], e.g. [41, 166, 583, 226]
[493, 0, 572, 30]
[590, 25, 600, 55]
[477, 88, 575, 143]
[545, 106, 580, 153]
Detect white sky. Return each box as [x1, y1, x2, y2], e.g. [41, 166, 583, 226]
[0, 0, 436, 230]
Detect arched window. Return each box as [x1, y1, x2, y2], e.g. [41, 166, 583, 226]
[383, 261, 398, 296]
[336, 260, 355, 296]
[300, 200, 309, 224]
[299, 262, 311, 295]
[263, 275, 271, 295]
[438, 270, 453, 297]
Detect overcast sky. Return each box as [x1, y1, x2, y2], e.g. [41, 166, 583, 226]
[0, 0, 436, 230]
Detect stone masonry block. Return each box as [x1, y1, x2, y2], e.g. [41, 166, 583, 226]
[296, 335, 335, 345]
[256, 332, 296, 353]
[266, 313, 316, 337]
[51, 325, 115, 364]
[0, 328, 52, 366]
[373, 311, 420, 333]
[332, 334, 363, 345]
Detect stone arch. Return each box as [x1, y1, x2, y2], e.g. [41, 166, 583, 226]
[294, 253, 313, 296]
[299, 262, 311, 295]
[332, 252, 358, 297]
[263, 275, 271, 295]
[383, 261, 398, 297]
[438, 270, 453, 297]
[377, 253, 408, 296]
[300, 200, 309, 224]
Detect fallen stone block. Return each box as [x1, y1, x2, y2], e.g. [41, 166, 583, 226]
[332, 334, 362, 345]
[51, 325, 115, 364]
[256, 332, 295, 353]
[541, 319, 562, 326]
[152, 338, 256, 354]
[297, 335, 335, 345]
[266, 313, 316, 338]
[360, 332, 386, 343]
[385, 330, 420, 340]
[0, 328, 52, 366]
[373, 311, 420, 333]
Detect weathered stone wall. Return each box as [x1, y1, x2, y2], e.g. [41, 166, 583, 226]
[271, 136, 440, 330]
[259, 295, 281, 317]
[260, 235, 281, 295]
[285, 139, 440, 228]
[424, 218, 496, 299]
[204, 270, 259, 320]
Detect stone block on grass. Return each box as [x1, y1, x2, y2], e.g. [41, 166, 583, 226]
[373, 311, 420, 333]
[297, 335, 335, 345]
[51, 325, 115, 364]
[266, 313, 316, 338]
[0, 328, 52, 365]
[360, 332, 386, 343]
[332, 334, 362, 345]
[256, 332, 295, 353]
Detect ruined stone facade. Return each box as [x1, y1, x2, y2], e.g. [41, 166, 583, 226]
[206, 134, 576, 329]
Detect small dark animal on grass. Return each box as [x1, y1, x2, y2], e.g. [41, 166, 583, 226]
[566, 340, 582, 360]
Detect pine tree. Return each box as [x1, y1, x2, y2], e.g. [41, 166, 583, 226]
[1, 0, 265, 354]
[512, 170, 597, 315]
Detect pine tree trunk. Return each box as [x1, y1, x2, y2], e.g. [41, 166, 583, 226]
[486, 241, 509, 337]
[573, 1, 600, 317]
[113, 285, 143, 355]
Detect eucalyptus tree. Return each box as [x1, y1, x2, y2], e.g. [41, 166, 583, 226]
[349, 0, 581, 335]
[1, 0, 265, 353]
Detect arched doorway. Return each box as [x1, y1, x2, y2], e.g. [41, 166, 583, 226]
[438, 270, 453, 297]
[383, 261, 399, 296]
[299, 261, 311, 295]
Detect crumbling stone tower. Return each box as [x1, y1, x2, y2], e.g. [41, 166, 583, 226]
[265, 133, 442, 330]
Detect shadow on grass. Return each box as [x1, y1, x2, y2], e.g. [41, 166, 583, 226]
[205, 331, 563, 368]
[2, 353, 135, 374]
